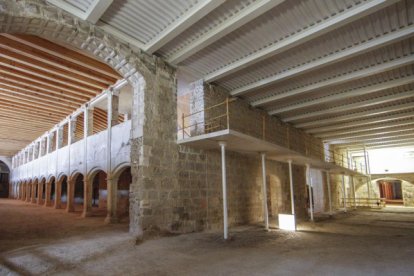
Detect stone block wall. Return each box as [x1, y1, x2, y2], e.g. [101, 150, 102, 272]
[201, 85, 324, 160]
[128, 60, 315, 237]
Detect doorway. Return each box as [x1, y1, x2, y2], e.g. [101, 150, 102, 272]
[378, 180, 403, 205]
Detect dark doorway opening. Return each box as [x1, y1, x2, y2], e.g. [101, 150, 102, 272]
[0, 161, 10, 198]
[378, 180, 403, 205]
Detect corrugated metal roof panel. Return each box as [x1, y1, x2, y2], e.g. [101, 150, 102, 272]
[175, 0, 370, 76]
[290, 97, 414, 125]
[214, 1, 412, 91]
[63, 0, 94, 12]
[100, 0, 200, 44]
[245, 38, 414, 105]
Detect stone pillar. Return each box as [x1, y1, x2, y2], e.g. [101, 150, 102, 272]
[37, 181, 44, 205]
[54, 179, 62, 209]
[47, 133, 55, 154]
[82, 179, 92, 217]
[24, 184, 28, 201]
[44, 181, 52, 207]
[110, 92, 120, 127]
[68, 118, 77, 145]
[81, 107, 93, 218]
[85, 107, 94, 136]
[26, 184, 31, 202]
[31, 183, 37, 203]
[104, 91, 119, 224]
[66, 177, 75, 212]
[21, 184, 24, 200]
[105, 176, 118, 223]
[57, 127, 63, 149]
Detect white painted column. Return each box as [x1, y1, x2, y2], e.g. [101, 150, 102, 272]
[82, 106, 93, 218]
[342, 174, 347, 212]
[326, 171, 333, 215]
[219, 141, 228, 240]
[351, 175, 356, 209]
[105, 90, 120, 223]
[261, 153, 269, 231]
[288, 160, 295, 216]
[306, 164, 314, 222]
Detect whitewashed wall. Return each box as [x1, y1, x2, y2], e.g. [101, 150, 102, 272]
[11, 121, 132, 183]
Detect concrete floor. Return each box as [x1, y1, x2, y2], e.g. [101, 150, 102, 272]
[1, 199, 414, 275]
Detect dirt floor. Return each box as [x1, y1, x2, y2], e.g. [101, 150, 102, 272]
[1, 199, 414, 275]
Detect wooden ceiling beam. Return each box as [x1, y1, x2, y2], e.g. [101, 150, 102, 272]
[0, 104, 64, 120]
[2, 34, 120, 79]
[0, 83, 86, 106]
[0, 57, 101, 94]
[0, 75, 91, 102]
[0, 65, 98, 96]
[0, 125, 46, 134]
[0, 117, 51, 127]
[0, 88, 79, 111]
[0, 111, 56, 124]
[0, 36, 117, 85]
[0, 96, 71, 114]
[0, 48, 108, 90]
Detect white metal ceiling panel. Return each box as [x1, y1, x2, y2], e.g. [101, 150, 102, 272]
[100, 0, 200, 44]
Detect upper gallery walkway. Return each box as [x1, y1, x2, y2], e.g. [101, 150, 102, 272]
[178, 97, 368, 176]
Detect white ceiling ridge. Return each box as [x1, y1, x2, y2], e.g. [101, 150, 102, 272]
[297, 101, 414, 129]
[252, 54, 414, 107]
[317, 121, 414, 139]
[144, 0, 226, 54]
[47, 0, 113, 24]
[284, 89, 414, 122]
[230, 25, 414, 96]
[204, 0, 400, 83]
[167, 0, 286, 64]
[335, 140, 414, 149]
[307, 111, 414, 134]
[269, 75, 414, 115]
[326, 132, 414, 144]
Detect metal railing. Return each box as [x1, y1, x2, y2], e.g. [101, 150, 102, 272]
[341, 197, 386, 208]
[178, 97, 367, 173]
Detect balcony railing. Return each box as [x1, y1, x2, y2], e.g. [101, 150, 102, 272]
[178, 97, 367, 174]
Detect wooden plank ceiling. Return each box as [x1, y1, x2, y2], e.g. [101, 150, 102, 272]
[0, 34, 122, 156]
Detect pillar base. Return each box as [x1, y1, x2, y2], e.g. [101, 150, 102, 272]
[66, 206, 75, 213]
[104, 215, 118, 224]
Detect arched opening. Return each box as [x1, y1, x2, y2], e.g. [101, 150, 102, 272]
[0, 161, 10, 198]
[50, 177, 56, 205]
[73, 174, 84, 212]
[91, 170, 107, 217]
[60, 176, 68, 209]
[32, 179, 39, 203]
[117, 167, 132, 222]
[26, 181, 32, 202]
[39, 178, 46, 204]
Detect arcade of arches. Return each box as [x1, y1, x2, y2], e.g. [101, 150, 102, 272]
[13, 167, 132, 222]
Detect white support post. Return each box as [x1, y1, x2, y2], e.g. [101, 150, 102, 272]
[366, 176, 371, 206]
[326, 170, 333, 215]
[306, 164, 314, 222]
[219, 141, 228, 240]
[261, 153, 269, 231]
[363, 146, 370, 175]
[288, 160, 295, 216]
[342, 174, 347, 212]
[351, 176, 356, 209]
